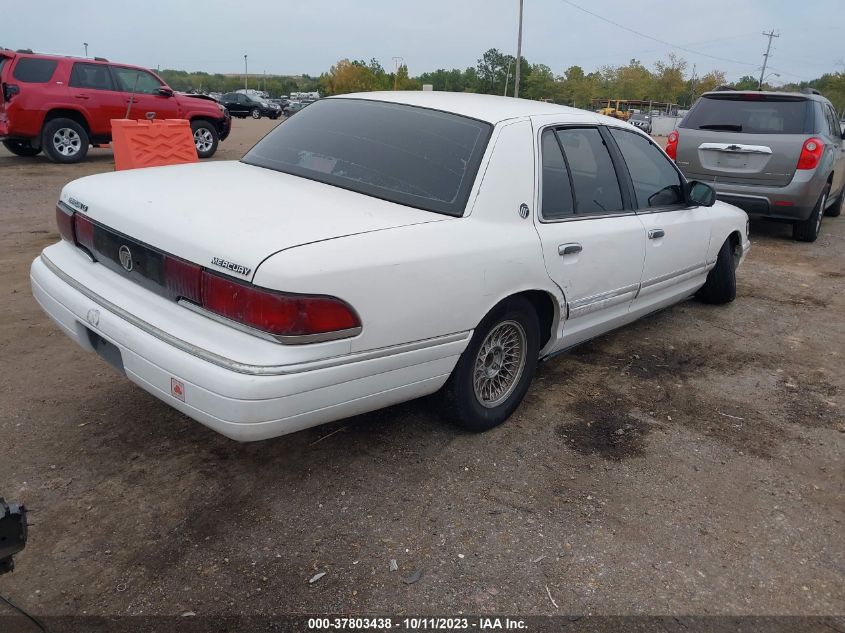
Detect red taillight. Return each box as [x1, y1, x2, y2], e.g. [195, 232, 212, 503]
[74, 213, 95, 253]
[56, 204, 75, 242]
[666, 130, 679, 161]
[201, 271, 360, 339]
[164, 255, 202, 303]
[797, 137, 823, 170]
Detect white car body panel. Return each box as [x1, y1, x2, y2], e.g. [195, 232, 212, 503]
[32, 92, 750, 441]
[59, 161, 444, 281]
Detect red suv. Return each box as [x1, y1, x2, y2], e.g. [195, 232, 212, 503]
[0, 50, 231, 163]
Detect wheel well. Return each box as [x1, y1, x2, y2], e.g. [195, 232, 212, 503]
[728, 230, 741, 249]
[512, 290, 558, 351]
[43, 109, 91, 135]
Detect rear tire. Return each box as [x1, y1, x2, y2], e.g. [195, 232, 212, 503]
[250, 108, 261, 120]
[440, 297, 539, 432]
[825, 184, 843, 217]
[2, 140, 41, 157]
[41, 118, 89, 164]
[697, 238, 737, 305]
[190, 119, 219, 159]
[793, 185, 828, 242]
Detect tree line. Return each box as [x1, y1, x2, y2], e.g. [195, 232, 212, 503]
[159, 48, 845, 114]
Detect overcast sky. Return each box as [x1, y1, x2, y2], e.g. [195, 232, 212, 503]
[4, 0, 841, 82]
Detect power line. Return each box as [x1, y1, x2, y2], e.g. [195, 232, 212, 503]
[560, 0, 761, 69]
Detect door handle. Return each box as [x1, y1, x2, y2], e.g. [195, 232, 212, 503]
[648, 229, 665, 239]
[74, 94, 90, 100]
[558, 242, 582, 256]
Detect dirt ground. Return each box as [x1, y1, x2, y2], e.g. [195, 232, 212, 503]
[0, 117, 843, 619]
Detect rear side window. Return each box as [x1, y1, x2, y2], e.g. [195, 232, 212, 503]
[243, 99, 493, 217]
[70, 63, 115, 91]
[681, 95, 810, 134]
[12, 57, 58, 83]
[540, 130, 575, 219]
[554, 127, 624, 215]
[609, 128, 684, 208]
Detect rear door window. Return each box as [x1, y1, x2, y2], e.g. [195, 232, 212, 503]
[12, 57, 58, 83]
[554, 127, 624, 215]
[681, 95, 810, 134]
[70, 63, 116, 91]
[609, 128, 685, 209]
[540, 129, 575, 219]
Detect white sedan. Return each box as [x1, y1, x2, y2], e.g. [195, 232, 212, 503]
[30, 92, 750, 441]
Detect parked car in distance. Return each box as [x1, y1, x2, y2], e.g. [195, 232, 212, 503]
[283, 100, 308, 115]
[31, 92, 749, 441]
[629, 112, 652, 134]
[218, 92, 281, 119]
[669, 89, 845, 241]
[0, 50, 230, 162]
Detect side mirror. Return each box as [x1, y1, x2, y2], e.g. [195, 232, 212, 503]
[157, 87, 174, 97]
[687, 181, 716, 207]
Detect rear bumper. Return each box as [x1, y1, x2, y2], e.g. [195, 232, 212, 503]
[685, 170, 825, 221]
[30, 251, 465, 441]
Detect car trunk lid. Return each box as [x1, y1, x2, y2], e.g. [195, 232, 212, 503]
[676, 93, 812, 186]
[60, 160, 448, 283]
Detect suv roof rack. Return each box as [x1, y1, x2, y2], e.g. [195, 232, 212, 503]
[15, 48, 34, 54]
[93, 56, 109, 62]
[713, 85, 737, 91]
[801, 87, 821, 96]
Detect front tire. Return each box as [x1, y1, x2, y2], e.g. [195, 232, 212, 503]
[697, 238, 737, 305]
[250, 108, 261, 120]
[41, 118, 89, 164]
[2, 140, 41, 157]
[190, 120, 219, 159]
[793, 185, 828, 242]
[441, 297, 539, 432]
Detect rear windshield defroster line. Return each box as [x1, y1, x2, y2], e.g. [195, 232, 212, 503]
[242, 99, 494, 217]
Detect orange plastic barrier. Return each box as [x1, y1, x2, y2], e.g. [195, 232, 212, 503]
[110, 119, 198, 171]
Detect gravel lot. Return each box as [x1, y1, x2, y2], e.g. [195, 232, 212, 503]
[1, 117, 843, 618]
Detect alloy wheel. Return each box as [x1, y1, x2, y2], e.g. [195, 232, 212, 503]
[52, 128, 81, 157]
[473, 320, 527, 408]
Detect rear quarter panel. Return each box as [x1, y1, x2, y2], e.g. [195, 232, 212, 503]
[253, 118, 564, 353]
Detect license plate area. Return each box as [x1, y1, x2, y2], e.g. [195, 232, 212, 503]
[85, 328, 125, 374]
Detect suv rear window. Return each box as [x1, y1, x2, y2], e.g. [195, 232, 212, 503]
[12, 57, 58, 83]
[243, 99, 493, 216]
[681, 95, 811, 135]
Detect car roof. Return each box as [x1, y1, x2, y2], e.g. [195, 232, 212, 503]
[332, 91, 613, 125]
[9, 51, 150, 72]
[700, 89, 827, 102]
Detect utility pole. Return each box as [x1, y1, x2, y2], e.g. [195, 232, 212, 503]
[503, 59, 513, 96]
[244, 54, 248, 90]
[688, 63, 696, 107]
[758, 30, 779, 90]
[513, 0, 524, 98]
[83, 42, 88, 57]
[392, 56, 403, 91]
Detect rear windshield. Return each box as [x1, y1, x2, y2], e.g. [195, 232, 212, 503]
[12, 57, 58, 83]
[243, 98, 493, 216]
[681, 95, 811, 134]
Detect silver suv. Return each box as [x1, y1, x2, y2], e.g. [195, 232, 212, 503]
[669, 89, 845, 241]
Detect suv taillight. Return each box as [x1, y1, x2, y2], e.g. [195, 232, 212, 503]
[666, 130, 679, 160]
[55, 203, 361, 342]
[1, 83, 19, 101]
[796, 137, 823, 170]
